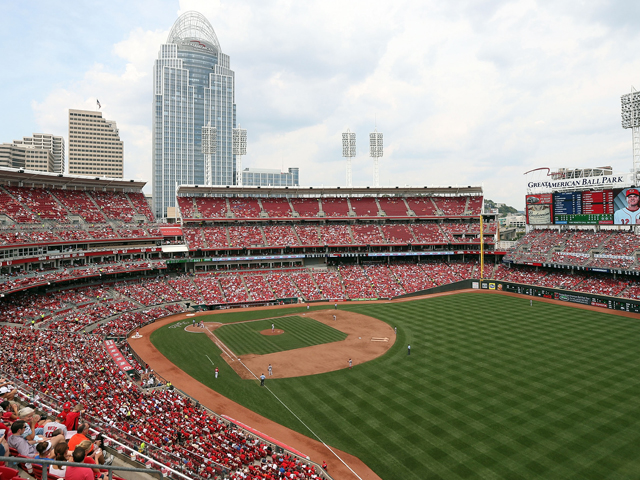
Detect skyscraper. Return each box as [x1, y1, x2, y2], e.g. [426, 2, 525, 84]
[153, 11, 237, 219]
[68, 109, 124, 177]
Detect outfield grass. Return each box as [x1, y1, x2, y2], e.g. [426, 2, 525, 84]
[151, 294, 640, 480]
[214, 315, 347, 355]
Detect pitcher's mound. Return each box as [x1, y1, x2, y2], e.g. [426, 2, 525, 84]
[261, 329, 284, 336]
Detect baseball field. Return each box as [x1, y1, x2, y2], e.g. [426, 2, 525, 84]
[149, 293, 640, 480]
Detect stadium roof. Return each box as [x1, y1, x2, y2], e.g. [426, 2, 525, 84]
[0, 167, 146, 190]
[177, 185, 484, 196]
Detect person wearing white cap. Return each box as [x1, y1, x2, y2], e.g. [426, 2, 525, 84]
[615, 188, 640, 225]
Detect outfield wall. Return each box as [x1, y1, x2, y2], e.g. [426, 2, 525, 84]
[396, 279, 640, 314]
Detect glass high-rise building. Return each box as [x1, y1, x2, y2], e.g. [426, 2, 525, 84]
[153, 11, 237, 219]
[242, 167, 300, 187]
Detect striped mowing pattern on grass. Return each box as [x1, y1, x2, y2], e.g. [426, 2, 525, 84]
[214, 316, 347, 355]
[152, 293, 640, 480]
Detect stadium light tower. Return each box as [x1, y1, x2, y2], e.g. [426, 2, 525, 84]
[342, 129, 356, 187]
[622, 86, 640, 183]
[233, 127, 247, 186]
[369, 128, 383, 187]
[201, 123, 217, 186]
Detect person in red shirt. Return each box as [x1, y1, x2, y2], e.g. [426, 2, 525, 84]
[64, 404, 85, 431]
[57, 401, 72, 424]
[66, 447, 106, 480]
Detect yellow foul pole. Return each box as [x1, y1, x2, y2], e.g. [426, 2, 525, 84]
[480, 214, 484, 280]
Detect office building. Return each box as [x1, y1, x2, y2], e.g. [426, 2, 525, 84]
[153, 11, 238, 218]
[13, 134, 65, 173]
[0, 143, 54, 172]
[242, 167, 300, 187]
[68, 109, 124, 177]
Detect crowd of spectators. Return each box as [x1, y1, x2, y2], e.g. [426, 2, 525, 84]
[350, 225, 385, 244]
[0, 327, 327, 479]
[243, 275, 275, 302]
[0, 260, 167, 295]
[318, 225, 352, 245]
[507, 229, 640, 271]
[292, 226, 321, 245]
[5, 186, 68, 222]
[363, 265, 405, 298]
[289, 272, 322, 300]
[411, 224, 448, 243]
[192, 276, 226, 305]
[218, 276, 251, 303]
[339, 265, 379, 299]
[8, 259, 640, 335]
[311, 272, 345, 300]
[266, 272, 301, 299]
[228, 226, 264, 248]
[229, 199, 261, 218]
[262, 226, 299, 247]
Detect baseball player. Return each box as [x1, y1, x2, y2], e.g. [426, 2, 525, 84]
[615, 188, 640, 225]
[268, 364, 273, 376]
[214, 367, 219, 379]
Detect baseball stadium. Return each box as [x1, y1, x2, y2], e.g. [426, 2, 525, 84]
[2, 165, 640, 480]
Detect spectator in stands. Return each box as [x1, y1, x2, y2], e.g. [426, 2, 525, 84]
[1, 400, 19, 421]
[50, 441, 71, 478]
[18, 407, 42, 441]
[78, 439, 108, 474]
[35, 440, 54, 460]
[67, 446, 107, 480]
[0, 428, 9, 457]
[64, 404, 85, 431]
[43, 413, 68, 438]
[8, 420, 38, 456]
[0, 378, 17, 400]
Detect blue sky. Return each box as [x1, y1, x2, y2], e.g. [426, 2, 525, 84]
[1, 0, 639, 209]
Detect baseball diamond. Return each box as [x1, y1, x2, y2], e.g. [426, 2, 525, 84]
[142, 291, 640, 480]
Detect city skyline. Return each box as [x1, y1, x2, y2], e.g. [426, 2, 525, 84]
[2, 0, 640, 209]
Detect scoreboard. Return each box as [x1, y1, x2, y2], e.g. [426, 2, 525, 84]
[553, 190, 614, 225]
[527, 189, 618, 225]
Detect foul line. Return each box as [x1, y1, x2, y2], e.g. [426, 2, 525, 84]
[236, 358, 363, 480]
[205, 326, 236, 360]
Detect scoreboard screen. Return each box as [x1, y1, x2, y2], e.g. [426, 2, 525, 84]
[553, 192, 582, 217]
[526, 194, 553, 225]
[527, 189, 618, 225]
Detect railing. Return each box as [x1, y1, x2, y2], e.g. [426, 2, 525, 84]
[3, 375, 198, 480]
[0, 456, 163, 480]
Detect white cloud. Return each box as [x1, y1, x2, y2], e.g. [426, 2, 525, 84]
[23, 0, 640, 208]
[32, 28, 167, 185]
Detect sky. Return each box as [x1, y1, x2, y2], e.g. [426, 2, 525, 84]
[1, 0, 640, 210]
